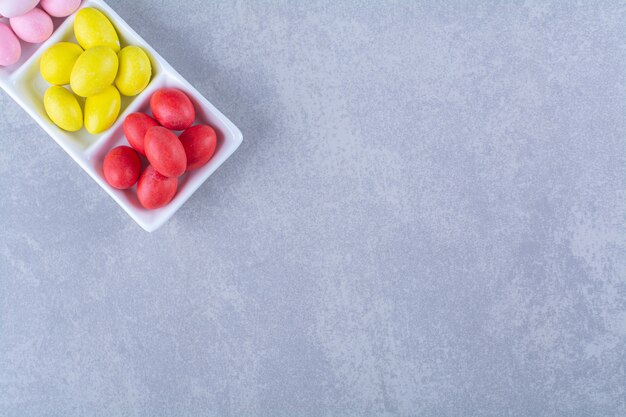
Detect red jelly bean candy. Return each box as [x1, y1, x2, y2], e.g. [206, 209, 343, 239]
[103, 146, 141, 189]
[150, 88, 195, 130]
[123, 112, 159, 155]
[178, 124, 217, 171]
[144, 126, 187, 178]
[137, 165, 178, 209]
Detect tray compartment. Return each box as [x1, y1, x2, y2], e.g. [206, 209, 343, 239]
[88, 70, 242, 232]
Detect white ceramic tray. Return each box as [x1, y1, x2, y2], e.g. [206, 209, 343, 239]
[0, 0, 243, 232]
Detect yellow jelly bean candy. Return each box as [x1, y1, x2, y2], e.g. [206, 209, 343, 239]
[44, 86, 83, 132]
[84, 85, 121, 134]
[40, 42, 84, 85]
[70, 46, 118, 97]
[74, 8, 120, 52]
[115, 46, 152, 96]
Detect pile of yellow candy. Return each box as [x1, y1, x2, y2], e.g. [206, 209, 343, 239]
[41, 8, 152, 134]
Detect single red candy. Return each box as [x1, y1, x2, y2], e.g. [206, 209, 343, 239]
[123, 112, 159, 155]
[178, 124, 217, 171]
[136, 165, 178, 209]
[103, 146, 141, 189]
[144, 126, 187, 178]
[150, 88, 195, 130]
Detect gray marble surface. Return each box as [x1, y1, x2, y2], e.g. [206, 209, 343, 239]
[1, 1, 625, 416]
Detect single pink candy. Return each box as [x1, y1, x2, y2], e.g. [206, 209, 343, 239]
[0, 0, 40, 18]
[0, 23, 21, 66]
[9, 7, 53, 44]
[40, 0, 82, 18]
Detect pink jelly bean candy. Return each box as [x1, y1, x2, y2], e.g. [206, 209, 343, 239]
[40, 0, 81, 18]
[0, 0, 40, 18]
[10, 7, 53, 44]
[0, 23, 21, 66]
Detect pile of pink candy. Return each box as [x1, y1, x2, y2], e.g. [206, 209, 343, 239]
[0, 0, 82, 66]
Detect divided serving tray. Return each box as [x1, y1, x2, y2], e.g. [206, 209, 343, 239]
[0, 0, 243, 232]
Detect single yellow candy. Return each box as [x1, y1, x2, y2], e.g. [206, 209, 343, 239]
[40, 42, 84, 85]
[70, 46, 118, 97]
[84, 85, 121, 134]
[74, 8, 120, 52]
[115, 46, 152, 96]
[44, 86, 83, 132]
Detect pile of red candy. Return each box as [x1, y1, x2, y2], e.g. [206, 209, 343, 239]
[103, 88, 217, 209]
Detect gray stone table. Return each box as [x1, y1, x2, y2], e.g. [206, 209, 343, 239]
[1, 1, 625, 416]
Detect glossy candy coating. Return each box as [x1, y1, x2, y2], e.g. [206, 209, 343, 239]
[123, 112, 158, 155]
[0, 0, 39, 18]
[0, 23, 21, 66]
[74, 7, 120, 52]
[40, 42, 83, 85]
[70, 46, 118, 97]
[84, 85, 120, 134]
[150, 88, 195, 130]
[40, 0, 81, 17]
[178, 124, 217, 171]
[137, 165, 178, 209]
[103, 146, 141, 189]
[144, 126, 187, 178]
[115, 45, 151, 96]
[9, 7, 53, 44]
[44, 86, 83, 131]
